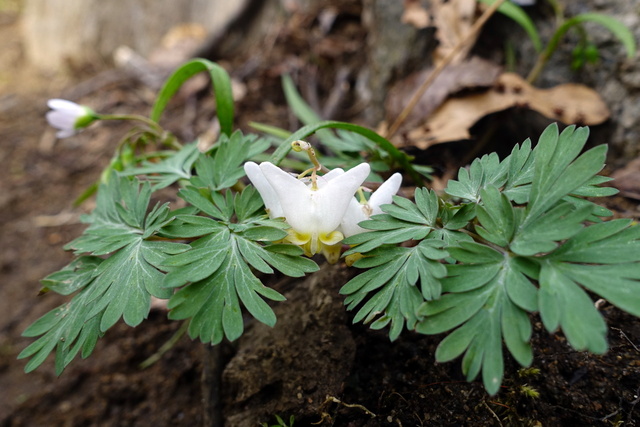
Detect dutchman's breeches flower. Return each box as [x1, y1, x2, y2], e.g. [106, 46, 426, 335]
[244, 161, 370, 263]
[46, 99, 99, 138]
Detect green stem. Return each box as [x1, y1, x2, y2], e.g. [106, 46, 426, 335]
[291, 140, 328, 190]
[100, 113, 180, 149]
[99, 113, 163, 133]
[527, 17, 584, 84]
[139, 320, 189, 369]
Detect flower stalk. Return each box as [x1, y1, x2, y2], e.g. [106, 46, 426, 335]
[291, 140, 329, 190]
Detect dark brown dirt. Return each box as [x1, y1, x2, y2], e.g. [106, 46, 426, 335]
[1, 4, 640, 427]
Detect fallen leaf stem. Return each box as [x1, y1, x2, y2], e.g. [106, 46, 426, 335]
[385, 0, 507, 139]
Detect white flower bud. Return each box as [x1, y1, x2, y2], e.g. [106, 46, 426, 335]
[46, 99, 98, 138]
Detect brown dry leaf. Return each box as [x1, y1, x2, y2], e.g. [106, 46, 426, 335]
[401, 0, 478, 63]
[611, 157, 640, 200]
[402, 72, 610, 149]
[385, 56, 502, 130]
[401, 0, 430, 29]
[431, 0, 477, 65]
[148, 23, 208, 68]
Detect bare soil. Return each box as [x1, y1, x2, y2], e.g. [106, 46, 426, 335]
[1, 5, 639, 427]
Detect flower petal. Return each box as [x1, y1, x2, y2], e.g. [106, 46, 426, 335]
[340, 198, 368, 238]
[55, 128, 77, 139]
[319, 230, 344, 246]
[47, 99, 84, 113]
[321, 241, 343, 264]
[316, 168, 344, 187]
[311, 163, 370, 233]
[259, 162, 314, 233]
[340, 172, 402, 237]
[46, 110, 77, 131]
[244, 162, 284, 218]
[369, 172, 402, 215]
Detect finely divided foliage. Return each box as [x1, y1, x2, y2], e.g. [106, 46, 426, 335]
[19, 131, 317, 373]
[344, 124, 640, 394]
[24, 57, 640, 396]
[19, 178, 190, 374]
[162, 184, 317, 345]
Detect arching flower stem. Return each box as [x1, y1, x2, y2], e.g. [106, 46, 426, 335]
[291, 140, 329, 190]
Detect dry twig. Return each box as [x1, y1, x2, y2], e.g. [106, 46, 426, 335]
[385, 0, 507, 139]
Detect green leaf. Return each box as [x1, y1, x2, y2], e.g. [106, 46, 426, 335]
[280, 75, 400, 175]
[526, 124, 606, 223]
[20, 175, 191, 373]
[552, 219, 640, 263]
[159, 214, 225, 238]
[345, 217, 431, 254]
[167, 232, 316, 344]
[234, 185, 270, 223]
[555, 263, 640, 319]
[445, 153, 507, 202]
[447, 241, 503, 264]
[344, 188, 441, 254]
[19, 287, 105, 375]
[119, 143, 200, 189]
[168, 255, 242, 344]
[84, 239, 189, 332]
[543, 220, 640, 318]
[538, 261, 608, 354]
[189, 131, 269, 192]
[571, 175, 617, 198]
[66, 176, 174, 256]
[444, 126, 611, 217]
[161, 228, 232, 287]
[62, 174, 189, 330]
[502, 138, 534, 203]
[342, 239, 448, 341]
[177, 187, 279, 236]
[260, 243, 319, 277]
[439, 201, 475, 228]
[151, 58, 235, 136]
[560, 14, 636, 60]
[503, 124, 611, 256]
[510, 202, 593, 256]
[269, 121, 423, 185]
[162, 190, 318, 344]
[417, 248, 536, 394]
[424, 284, 513, 396]
[248, 121, 293, 140]
[40, 256, 102, 295]
[282, 74, 323, 125]
[475, 186, 515, 247]
[178, 187, 228, 220]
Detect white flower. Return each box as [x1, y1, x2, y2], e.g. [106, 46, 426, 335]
[340, 172, 402, 237]
[46, 99, 98, 138]
[244, 161, 370, 263]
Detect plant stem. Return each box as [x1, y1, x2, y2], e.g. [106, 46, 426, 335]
[292, 140, 328, 190]
[201, 343, 224, 427]
[99, 113, 164, 134]
[527, 17, 578, 84]
[138, 320, 189, 369]
[100, 113, 181, 149]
